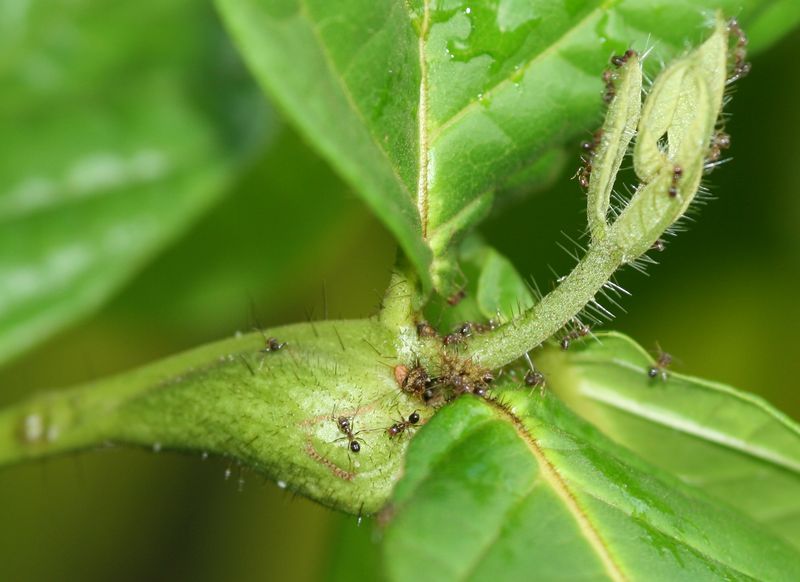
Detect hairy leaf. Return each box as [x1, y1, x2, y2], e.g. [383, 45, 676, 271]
[384, 393, 800, 581]
[0, 0, 268, 366]
[542, 332, 800, 549]
[0, 319, 422, 514]
[215, 0, 799, 297]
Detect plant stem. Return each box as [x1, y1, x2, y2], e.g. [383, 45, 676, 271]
[467, 240, 624, 369]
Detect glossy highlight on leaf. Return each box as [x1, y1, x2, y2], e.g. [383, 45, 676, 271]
[384, 393, 800, 581]
[0, 0, 268, 365]
[542, 331, 800, 550]
[215, 0, 796, 298]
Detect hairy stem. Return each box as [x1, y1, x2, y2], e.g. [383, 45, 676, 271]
[467, 240, 623, 369]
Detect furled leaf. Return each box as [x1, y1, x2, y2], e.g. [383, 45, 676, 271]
[541, 332, 800, 549]
[215, 0, 800, 297]
[384, 392, 800, 581]
[0, 0, 269, 366]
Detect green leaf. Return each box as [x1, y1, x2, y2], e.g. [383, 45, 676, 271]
[215, 0, 799, 298]
[0, 318, 421, 515]
[384, 393, 800, 581]
[0, 0, 269, 366]
[541, 332, 800, 550]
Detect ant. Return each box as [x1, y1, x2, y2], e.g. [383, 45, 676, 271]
[708, 131, 731, 163]
[399, 364, 432, 398]
[560, 322, 591, 350]
[524, 369, 546, 395]
[668, 165, 683, 198]
[416, 321, 438, 338]
[728, 19, 750, 83]
[603, 49, 636, 103]
[472, 319, 499, 333]
[332, 409, 364, 453]
[647, 345, 673, 381]
[260, 336, 286, 353]
[602, 68, 617, 104]
[574, 129, 602, 190]
[611, 49, 636, 68]
[652, 239, 666, 252]
[387, 411, 421, 439]
[523, 352, 546, 393]
[443, 321, 475, 347]
[447, 289, 466, 306]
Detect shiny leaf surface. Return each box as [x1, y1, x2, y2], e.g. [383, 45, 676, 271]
[384, 392, 800, 581]
[542, 332, 800, 549]
[0, 0, 268, 365]
[215, 0, 800, 296]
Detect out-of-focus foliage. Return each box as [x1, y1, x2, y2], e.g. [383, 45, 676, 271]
[0, 0, 270, 366]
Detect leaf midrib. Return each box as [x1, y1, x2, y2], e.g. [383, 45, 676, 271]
[416, 0, 431, 239]
[428, 1, 606, 142]
[297, 0, 420, 228]
[485, 399, 626, 582]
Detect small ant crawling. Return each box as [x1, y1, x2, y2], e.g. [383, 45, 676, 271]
[647, 346, 673, 381]
[332, 409, 364, 453]
[728, 19, 750, 83]
[602, 50, 636, 103]
[447, 289, 466, 306]
[560, 322, 591, 350]
[668, 165, 683, 198]
[416, 321, 438, 338]
[524, 369, 545, 391]
[575, 130, 602, 190]
[387, 411, 421, 439]
[708, 131, 731, 163]
[261, 336, 286, 353]
[523, 352, 546, 393]
[611, 49, 636, 68]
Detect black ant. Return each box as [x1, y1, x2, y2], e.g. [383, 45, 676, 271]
[524, 370, 546, 395]
[647, 345, 673, 381]
[611, 49, 636, 68]
[261, 336, 286, 353]
[668, 165, 683, 198]
[523, 352, 546, 393]
[574, 129, 602, 190]
[560, 322, 591, 350]
[603, 50, 636, 103]
[387, 411, 420, 439]
[332, 409, 364, 453]
[443, 321, 474, 347]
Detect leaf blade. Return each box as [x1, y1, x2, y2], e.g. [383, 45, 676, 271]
[0, 0, 268, 365]
[384, 393, 800, 581]
[542, 331, 800, 548]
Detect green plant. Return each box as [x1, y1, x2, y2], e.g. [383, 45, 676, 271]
[3, 1, 800, 579]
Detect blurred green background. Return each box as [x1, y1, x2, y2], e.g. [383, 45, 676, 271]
[2, 3, 799, 581]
